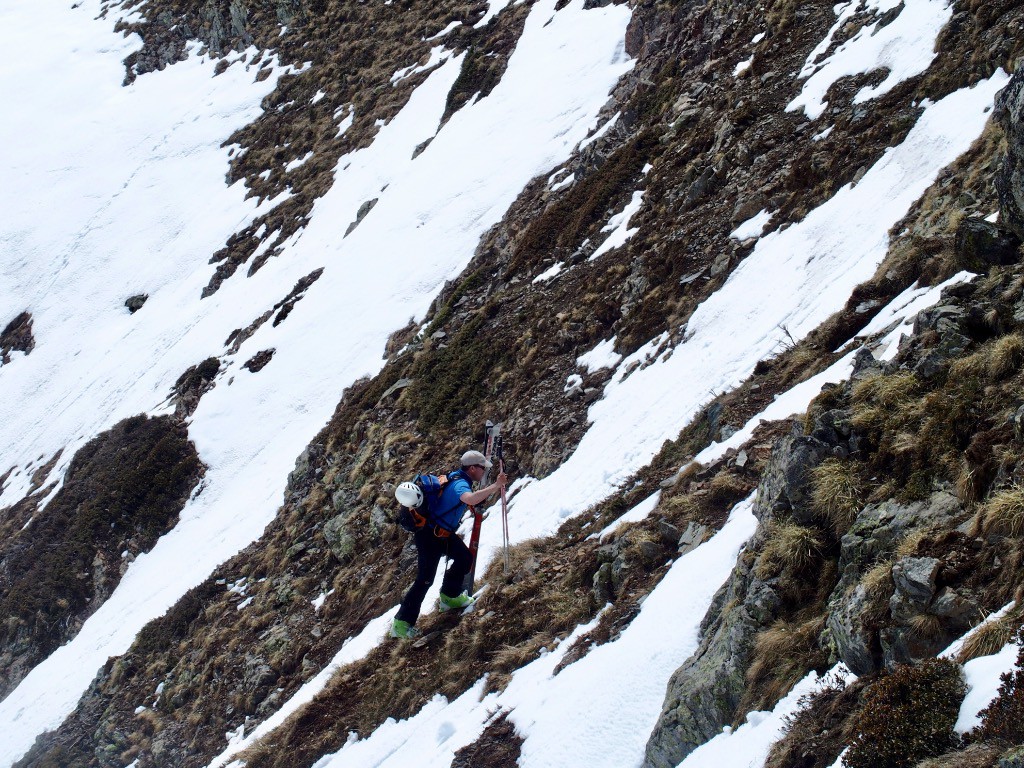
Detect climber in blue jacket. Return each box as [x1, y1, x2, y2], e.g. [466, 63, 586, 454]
[391, 449, 507, 638]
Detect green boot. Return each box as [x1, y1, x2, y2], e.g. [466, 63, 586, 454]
[438, 591, 475, 612]
[390, 618, 418, 638]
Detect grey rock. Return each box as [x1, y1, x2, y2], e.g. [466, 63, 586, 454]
[809, 408, 853, 446]
[917, 313, 973, 378]
[677, 521, 709, 554]
[891, 556, 940, 608]
[124, 294, 148, 313]
[999, 745, 1024, 768]
[754, 432, 831, 524]
[593, 562, 614, 604]
[657, 519, 681, 547]
[323, 513, 356, 563]
[931, 587, 982, 627]
[368, 505, 390, 539]
[850, 346, 884, 379]
[1010, 404, 1024, 440]
[731, 194, 766, 224]
[380, 377, 413, 401]
[914, 304, 966, 336]
[643, 559, 781, 768]
[825, 492, 963, 673]
[826, 582, 877, 675]
[331, 486, 354, 513]
[639, 540, 662, 564]
[398, 536, 417, 572]
[838, 493, 960, 577]
[345, 197, 379, 237]
[287, 443, 323, 491]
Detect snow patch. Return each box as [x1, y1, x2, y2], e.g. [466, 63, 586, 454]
[590, 189, 644, 260]
[788, 0, 953, 120]
[730, 209, 773, 240]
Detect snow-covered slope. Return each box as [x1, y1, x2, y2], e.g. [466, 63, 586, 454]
[2, 0, 1023, 765]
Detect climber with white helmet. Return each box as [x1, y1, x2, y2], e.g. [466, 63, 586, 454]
[390, 449, 507, 639]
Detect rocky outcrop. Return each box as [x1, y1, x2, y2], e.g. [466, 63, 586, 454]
[954, 217, 1021, 269]
[0, 311, 34, 364]
[824, 492, 964, 675]
[996, 68, 1024, 240]
[0, 415, 203, 699]
[643, 554, 780, 768]
[171, 357, 220, 418]
[755, 431, 833, 524]
[643, 428, 833, 768]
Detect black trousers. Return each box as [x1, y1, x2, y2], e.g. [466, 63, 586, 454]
[396, 526, 472, 625]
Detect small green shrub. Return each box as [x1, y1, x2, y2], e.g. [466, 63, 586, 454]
[846, 658, 966, 768]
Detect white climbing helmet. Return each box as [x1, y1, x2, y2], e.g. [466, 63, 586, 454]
[395, 481, 424, 508]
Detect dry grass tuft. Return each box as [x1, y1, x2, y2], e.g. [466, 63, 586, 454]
[976, 485, 1024, 538]
[956, 610, 1022, 664]
[811, 459, 864, 535]
[908, 611, 944, 641]
[986, 333, 1024, 380]
[948, 350, 987, 380]
[860, 559, 895, 624]
[490, 632, 555, 670]
[851, 372, 919, 409]
[756, 522, 825, 579]
[850, 373, 919, 436]
[743, 615, 827, 714]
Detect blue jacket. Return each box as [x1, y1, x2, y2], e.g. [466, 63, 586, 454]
[430, 470, 472, 531]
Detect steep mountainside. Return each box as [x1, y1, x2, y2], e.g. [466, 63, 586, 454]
[2, 0, 1024, 766]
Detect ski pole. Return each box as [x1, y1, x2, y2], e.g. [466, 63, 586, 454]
[497, 436, 510, 573]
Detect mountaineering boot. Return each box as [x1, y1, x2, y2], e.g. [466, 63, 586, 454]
[390, 618, 418, 639]
[438, 591, 475, 612]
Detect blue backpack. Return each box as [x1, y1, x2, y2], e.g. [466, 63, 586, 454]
[396, 471, 467, 532]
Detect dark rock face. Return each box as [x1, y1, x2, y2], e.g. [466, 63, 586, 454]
[0, 311, 34, 364]
[172, 357, 220, 418]
[954, 217, 1021, 269]
[996, 68, 1024, 240]
[0, 415, 203, 699]
[913, 303, 972, 379]
[244, 348, 275, 372]
[643, 429, 822, 768]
